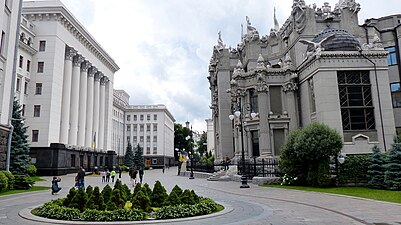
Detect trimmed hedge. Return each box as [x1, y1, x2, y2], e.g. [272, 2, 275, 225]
[155, 198, 217, 219]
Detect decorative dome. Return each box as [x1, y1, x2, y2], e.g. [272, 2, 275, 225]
[309, 28, 361, 52]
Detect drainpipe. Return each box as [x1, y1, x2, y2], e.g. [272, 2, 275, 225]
[358, 49, 387, 152]
[6, 0, 24, 172]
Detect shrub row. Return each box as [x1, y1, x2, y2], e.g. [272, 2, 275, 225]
[154, 198, 218, 219]
[0, 171, 33, 191]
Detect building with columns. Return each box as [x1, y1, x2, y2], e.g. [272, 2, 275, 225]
[0, 0, 22, 169]
[14, 0, 120, 175]
[209, 0, 399, 163]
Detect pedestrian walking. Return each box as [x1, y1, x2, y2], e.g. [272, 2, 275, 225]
[76, 167, 85, 189]
[100, 170, 106, 182]
[224, 155, 231, 171]
[51, 176, 62, 195]
[106, 169, 110, 182]
[139, 168, 144, 184]
[162, 165, 165, 174]
[111, 169, 116, 182]
[118, 168, 122, 179]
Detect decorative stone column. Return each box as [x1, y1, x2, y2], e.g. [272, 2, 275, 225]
[257, 81, 272, 156]
[98, 76, 108, 151]
[69, 54, 84, 145]
[59, 46, 76, 144]
[77, 60, 90, 147]
[85, 67, 97, 147]
[283, 80, 298, 130]
[92, 72, 102, 150]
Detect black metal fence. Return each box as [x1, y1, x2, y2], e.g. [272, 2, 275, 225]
[187, 158, 280, 179]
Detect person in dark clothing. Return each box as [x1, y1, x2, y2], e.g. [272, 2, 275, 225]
[77, 167, 85, 189]
[139, 169, 144, 184]
[106, 169, 110, 182]
[51, 176, 62, 195]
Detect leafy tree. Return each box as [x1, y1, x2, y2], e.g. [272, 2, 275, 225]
[367, 145, 386, 189]
[151, 181, 168, 207]
[86, 186, 105, 210]
[101, 184, 112, 203]
[279, 123, 342, 187]
[384, 138, 401, 190]
[124, 142, 134, 169]
[174, 123, 192, 160]
[68, 187, 88, 212]
[197, 132, 207, 156]
[133, 144, 145, 170]
[10, 99, 30, 175]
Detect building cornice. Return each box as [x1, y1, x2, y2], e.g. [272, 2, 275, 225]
[19, 40, 37, 55]
[22, 5, 120, 73]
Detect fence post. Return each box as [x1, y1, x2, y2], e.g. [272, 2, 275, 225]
[253, 157, 257, 177]
[262, 158, 265, 177]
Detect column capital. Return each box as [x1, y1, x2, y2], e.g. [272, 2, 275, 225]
[100, 76, 109, 85]
[81, 60, 91, 72]
[73, 54, 85, 67]
[256, 83, 269, 93]
[88, 66, 98, 77]
[283, 81, 298, 92]
[65, 46, 76, 61]
[94, 72, 103, 81]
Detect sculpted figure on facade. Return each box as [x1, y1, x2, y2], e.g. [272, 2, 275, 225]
[283, 81, 298, 92]
[256, 54, 266, 70]
[299, 34, 336, 59]
[214, 31, 225, 52]
[362, 33, 384, 50]
[292, 0, 307, 34]
[283, 53, 293, 70]
[245, 16, 259, 41]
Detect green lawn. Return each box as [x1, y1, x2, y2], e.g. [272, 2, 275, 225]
[30, 176, 46, 182]
[262, 184, 401, 204]
[0, 186, 50, 196]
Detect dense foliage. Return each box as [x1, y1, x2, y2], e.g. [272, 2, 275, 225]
[124, 143, 134, 169]
[279, 123, 342, 187]
[384, 138, 401, 190]
[133, 144, 145, 170]
[33, 180, 219, 221]
[367, 146, 385, 189]
[337, 154, 370, 185]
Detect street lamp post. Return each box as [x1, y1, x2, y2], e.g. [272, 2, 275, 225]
[186, 134, 195, 179]
[229, 102, 256, 188]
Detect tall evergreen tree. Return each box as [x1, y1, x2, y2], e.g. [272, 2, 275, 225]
[10, 99, 30, 175]
[384, 138, 401, 190]
[133, 144, 145, 169]
[124, 142, 134, 168]
[367, 145, 385, 189]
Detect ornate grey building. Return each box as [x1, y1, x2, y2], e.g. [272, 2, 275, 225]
[209, 0, 400, 162]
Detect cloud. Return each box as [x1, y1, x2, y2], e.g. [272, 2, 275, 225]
[60, 0, 400, 131]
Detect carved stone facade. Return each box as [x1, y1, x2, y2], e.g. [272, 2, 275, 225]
[209, 0, 399, 163]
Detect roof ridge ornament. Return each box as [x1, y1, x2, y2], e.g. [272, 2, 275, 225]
[244, 16, 259, 42]
[256, 54, 266, 70]
[214, 31, 225, 52]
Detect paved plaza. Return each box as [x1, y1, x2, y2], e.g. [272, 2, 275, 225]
[1, 168, 401, 224]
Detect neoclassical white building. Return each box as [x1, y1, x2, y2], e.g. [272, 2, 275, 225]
[15, 0, 119, 175]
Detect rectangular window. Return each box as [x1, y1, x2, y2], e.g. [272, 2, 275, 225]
[251, 130, 260, 157]
[133, 136, 137, 145]
[134, 115, 137, 121]
[270, 86, 282, 115]
[32, 130, 39, 142]
[140, 136, 144, 144]
[27, 60, 31, 72]
[146, 147, 150, 154]
[71, 154, 76, 167]
[140, 115, 144, 121]
[39, 40, 46, 52]
[127, 136, 130, 143]
[24, 82, 28, 94]
[16, 78, 21, 92]
[19, 55, 23, 68]
[33, 105, 41, 117]
[133, 125, 137, 132]
[22, 104, 26, 116]
[35, 83, 42, 95]
[385, 47, 397, 65]
[140, 125, 144, 132]
[153, 147, 157, 154]
[154, 114, 157, 120]
[338, 71, 375, 130]
[37, 62, 44, 73]
[127, 125, 131, 131]
[146, 124, 150, 132]
[153, 124, 157, 132]
[127, 115, 130, 121]
[0, 31, 5, 56]
[390, 82, 401, 108]
[249, 89, 259, 113]
[147, 114, 150, 121]
[153, 136, 157, 142]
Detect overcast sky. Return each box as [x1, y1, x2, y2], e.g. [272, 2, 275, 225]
[59, 0, 400, 132]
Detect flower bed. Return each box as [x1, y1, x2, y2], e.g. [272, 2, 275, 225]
[32, 180, 221, 221]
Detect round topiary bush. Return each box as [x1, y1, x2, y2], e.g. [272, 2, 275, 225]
[32, 180, 221, 222]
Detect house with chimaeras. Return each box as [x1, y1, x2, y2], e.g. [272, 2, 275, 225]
[208, 0, 400, 163]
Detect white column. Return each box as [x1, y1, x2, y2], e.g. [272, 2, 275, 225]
[98, 76, 108, 150]
[85, 67, 97, 147]
[68, 54, 84, 145]
[59, 46, 76, 144]
[92, 72, 102, 150]
[77, 60, 90, 147]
